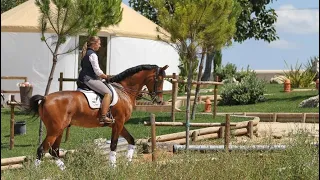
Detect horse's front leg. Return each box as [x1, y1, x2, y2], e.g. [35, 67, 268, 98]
[109, 121, 124, 168]
[120, 127, 135, 163]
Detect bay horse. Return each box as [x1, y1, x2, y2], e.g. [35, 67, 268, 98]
[29, 64, 168, 169]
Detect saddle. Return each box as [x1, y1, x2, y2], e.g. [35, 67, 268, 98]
[76, 81, 119, 120]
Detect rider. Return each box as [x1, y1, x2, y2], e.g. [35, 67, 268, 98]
[78, 36, 113, 124]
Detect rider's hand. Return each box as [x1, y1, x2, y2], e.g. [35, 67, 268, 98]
[104, 76, 110, 83]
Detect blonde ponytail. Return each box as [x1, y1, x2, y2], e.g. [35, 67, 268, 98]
[81, 42, 88, 59]
[81, 36, 100, 59]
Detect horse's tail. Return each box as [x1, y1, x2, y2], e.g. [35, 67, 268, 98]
[28, 95, 45, 117]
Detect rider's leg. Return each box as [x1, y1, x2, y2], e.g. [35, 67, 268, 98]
[84, 77, 113, 123]
[100, 93, 113, 123]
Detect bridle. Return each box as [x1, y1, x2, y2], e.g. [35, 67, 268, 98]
[112, 67, 164, 104]
[149, 67, 163, 103]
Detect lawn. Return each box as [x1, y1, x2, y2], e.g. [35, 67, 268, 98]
[1, 84, 318, 158]
[1, 84, 319, 179]
[182, 84, 319, 113]
[0, 110, 247, 158]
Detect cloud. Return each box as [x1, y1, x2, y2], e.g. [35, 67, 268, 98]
[275, 4, 319, 34]
[267, 39, 299, 49]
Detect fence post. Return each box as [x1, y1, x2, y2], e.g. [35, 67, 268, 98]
[150, 113, 157, 162]
[302, 113, 306, 123]
[224, 114, 230, 152]
[213, 76, 218, 118]
[219, 126, 225, 138]
[59, 72, 63, 91]
[273, 113, 277, 122]
[171, 73, 178, 122]
[9, 95, 15, 150]
[191, 131, 199, 142]
[247, 120, 253, 139]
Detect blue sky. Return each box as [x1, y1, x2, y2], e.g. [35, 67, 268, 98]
[122, 0, 319, 70]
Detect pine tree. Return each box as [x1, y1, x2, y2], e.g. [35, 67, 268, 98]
[151, 0, 241, 148]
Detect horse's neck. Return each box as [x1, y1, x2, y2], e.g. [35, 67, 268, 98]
[118, 70, 150, 102]
[119, 81, 144, 103]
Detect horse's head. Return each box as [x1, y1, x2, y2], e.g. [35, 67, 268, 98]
[145, 65, 169, 105]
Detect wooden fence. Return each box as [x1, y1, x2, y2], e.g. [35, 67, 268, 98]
[1, 76, 27, 94]
[144, 115, 259, 145]
[142, 114, 259, 161]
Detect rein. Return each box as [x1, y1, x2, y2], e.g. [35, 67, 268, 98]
[110, 67, 163, 103]
[111, 83, 158, 103]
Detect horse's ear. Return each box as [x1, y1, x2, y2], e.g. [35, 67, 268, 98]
[161, 65, 169, 71]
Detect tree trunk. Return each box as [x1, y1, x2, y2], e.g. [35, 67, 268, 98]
[201, 51, 215, 81]
[38, 42, 60, 145]
[213, 50, 222, 79]
[185, 55, 195, 150]
[191, 50, 206, 120]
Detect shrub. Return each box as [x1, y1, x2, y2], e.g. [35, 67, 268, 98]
[219, 73, 266, 105]
[283, 60, 317, 88]
[215, 63, 237, 81]
[234, 65, 256, 82]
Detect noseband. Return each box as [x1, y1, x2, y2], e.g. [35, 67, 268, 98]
[113, 67, 163, 103]
[149, 67, 163, 102]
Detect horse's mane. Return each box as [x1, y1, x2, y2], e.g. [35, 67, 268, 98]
[110, 64, 159, 83]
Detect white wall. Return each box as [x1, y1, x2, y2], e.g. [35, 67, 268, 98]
[108, 36, 179, 91]
[108, 36, 179, 76]
[1, 33, 179, 101]
[1, 32, 78, 101]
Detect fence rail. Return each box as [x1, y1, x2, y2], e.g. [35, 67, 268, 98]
[1, 76, 27, 94]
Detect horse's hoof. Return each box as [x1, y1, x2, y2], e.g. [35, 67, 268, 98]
[34, 159, 41, 168]
[55, 159, 66, 171]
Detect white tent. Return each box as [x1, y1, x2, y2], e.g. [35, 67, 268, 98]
[1, 0, 179, 99]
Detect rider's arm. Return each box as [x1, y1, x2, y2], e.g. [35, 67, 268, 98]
[89, 53, 109, 80]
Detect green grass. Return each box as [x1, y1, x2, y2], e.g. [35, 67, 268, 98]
[1, 83, 319, 179]
[1, 84, 318, 158]
[1, 133, 318, 179]
[1, 84, 318, 159]
[185, 84, 319, 113]
[1, 109, 247, 158]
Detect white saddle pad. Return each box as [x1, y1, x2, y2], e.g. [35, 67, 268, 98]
[77, 85, 118, 109]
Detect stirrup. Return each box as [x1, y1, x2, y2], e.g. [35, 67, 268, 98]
[99, 116, 115, 124]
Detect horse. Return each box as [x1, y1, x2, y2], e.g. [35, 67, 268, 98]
[29, 64, 169, 169]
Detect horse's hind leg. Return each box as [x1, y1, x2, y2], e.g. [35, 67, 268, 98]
[120, 127, 136, 163]
[35, 135, 58, 167]
[48, 134, 63, 158]
[49, 134, 66, 170]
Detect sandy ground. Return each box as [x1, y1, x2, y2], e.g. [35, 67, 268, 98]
[257, 122, 319, 137]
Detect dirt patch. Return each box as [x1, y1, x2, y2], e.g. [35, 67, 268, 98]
[233, 122, 319, 144]
[137, 150, 174, 162]
[257, 122, 319, 137]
